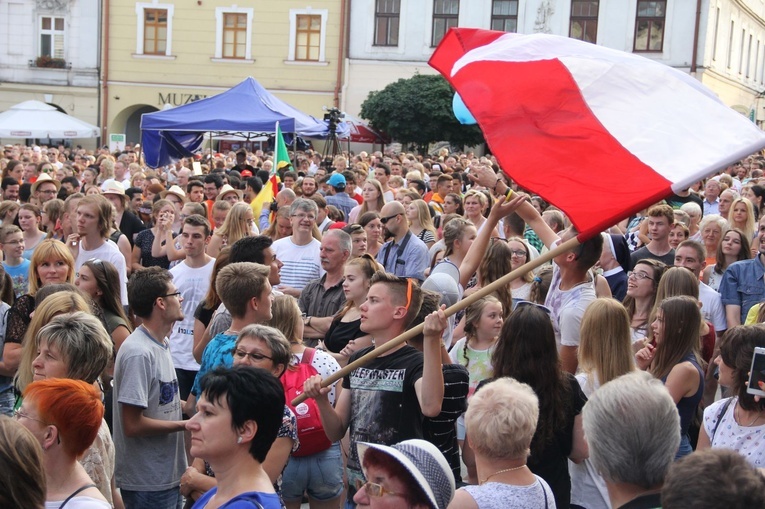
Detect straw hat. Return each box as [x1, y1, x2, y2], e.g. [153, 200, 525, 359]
[161, 185, 187, 203]
[356, 439, 454, 509]
[216, 184, 243, 202]
[102, 181, 129, 205]
[31, 173, 61, 194]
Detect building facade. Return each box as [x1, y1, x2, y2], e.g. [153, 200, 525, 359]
[0, 0, 100, 145]
[106, 0, 345, 145]
[344, 0, 765, 127]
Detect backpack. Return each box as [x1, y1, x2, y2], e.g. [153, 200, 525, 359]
[281, 348, 332, 457]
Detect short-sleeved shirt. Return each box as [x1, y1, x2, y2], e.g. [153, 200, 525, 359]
[298, 275, 346, 320]
[3, 259, 30, 297]
[630, 245, 675, 267]
[191, 333, 237, 398]
[545, 253, 596, 348]
[719, 256, 765, 324]
[192, 488, 282, 509]
[703, 397, 765, 468]
[326, 192, 358, 222]
[133, 229, 174, 269]
[272, 237, 323, 291]
[75, 240, 129, 306]
[343, 345, 425, 495]
[377, 232, 429, 282]
[112, 327, 186, 491]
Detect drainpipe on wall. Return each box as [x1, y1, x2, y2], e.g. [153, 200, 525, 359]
[690, 0, 702, 75]
[101, 0, 110, 143]
[334, 0, 347, 108]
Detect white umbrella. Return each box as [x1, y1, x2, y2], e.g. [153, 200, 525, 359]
[0, 100, 99, 138]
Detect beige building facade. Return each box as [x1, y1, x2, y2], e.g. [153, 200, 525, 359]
[105, 0, 345, 144]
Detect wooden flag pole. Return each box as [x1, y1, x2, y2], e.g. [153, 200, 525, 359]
[292, 235, 582, 406]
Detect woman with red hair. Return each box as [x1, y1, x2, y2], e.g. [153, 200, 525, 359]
[16, 378, 110, 508]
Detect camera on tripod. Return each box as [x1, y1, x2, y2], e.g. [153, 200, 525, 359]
[323, 107, 344, 135]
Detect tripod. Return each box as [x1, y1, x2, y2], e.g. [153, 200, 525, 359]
[322, 108, 344, 168]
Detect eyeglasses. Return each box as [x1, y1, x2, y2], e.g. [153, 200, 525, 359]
[509, 249, 527, 257]
[380, 213, 401, 224]
[627, 271, 654, 281]
[232, 349, 273, 363]
[160, 291, 181, 299]
[14, 408, 51, 425]
[292, 213, 316, 222]
[354, 479, 401, 498]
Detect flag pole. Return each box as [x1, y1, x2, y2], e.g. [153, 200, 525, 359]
[292, 234, 581, 406]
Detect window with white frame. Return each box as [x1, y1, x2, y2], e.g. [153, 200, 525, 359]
[40, 16, 65, 58]
[214, 7, 254, 60]
[287, 9, 328, 63]
[432, 0, 459, 47]
[135, 3, 174, 56]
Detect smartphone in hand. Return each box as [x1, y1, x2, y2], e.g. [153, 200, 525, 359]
[746, 347, 765, 397]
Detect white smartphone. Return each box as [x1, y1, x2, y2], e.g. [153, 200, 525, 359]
[746, 346, 765, 397]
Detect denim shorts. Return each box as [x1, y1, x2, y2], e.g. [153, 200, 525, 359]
[0, 388, 14, 418]
[280, 442, 344, 502]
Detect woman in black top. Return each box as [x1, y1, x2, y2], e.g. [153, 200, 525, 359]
[481, 305, 588, 509]
[322, 254, 382, 366]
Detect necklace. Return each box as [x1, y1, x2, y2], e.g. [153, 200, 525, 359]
[225, 329, 241, 335]
[737, 403, 763, 427]
[479, 465, 526, 484]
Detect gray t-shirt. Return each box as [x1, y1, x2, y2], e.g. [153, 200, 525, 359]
[113, 326, 187, 491]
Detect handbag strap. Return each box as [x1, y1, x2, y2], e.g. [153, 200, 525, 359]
[711, 397, 735, 442]
[59, 483, 97, 509]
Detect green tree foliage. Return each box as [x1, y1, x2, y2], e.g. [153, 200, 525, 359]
[360, 74, 484, 153]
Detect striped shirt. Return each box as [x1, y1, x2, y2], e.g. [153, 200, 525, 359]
[272, 237, 324, 290]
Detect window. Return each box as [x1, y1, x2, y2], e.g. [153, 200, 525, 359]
[491, 1, 518, 33]
[223, 13, 247, 59]
[740, 29, 746, 74]
[747, 34, 753, 77]
[40, 16, 65, 58]
[570, 1, 598, 43]
[374, 0, 401, 46]
[633, 0, 666, 52]
[295, 15, 321, 61]
[143, 9, 167, 55]
[135, 3, 174, 56]
[727, 21, 734, 68]
[287, 9, 328, 64]
[432, 0, 459, 47]
[214, 7, 253, 61]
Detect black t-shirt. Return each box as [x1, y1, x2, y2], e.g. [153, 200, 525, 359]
[423, 364, 468, 482]
[665, 192, 703, 211]
[343, 345, 425, 487]
[119, 210, 147, 247]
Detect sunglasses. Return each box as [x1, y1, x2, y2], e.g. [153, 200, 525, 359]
[380, 213, 401, 224]
[513, 300, 552, 315]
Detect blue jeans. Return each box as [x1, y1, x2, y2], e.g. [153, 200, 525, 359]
[122, 487, 183, 509]
[675, 433, 693, 460]
[0, 388, 14, 417]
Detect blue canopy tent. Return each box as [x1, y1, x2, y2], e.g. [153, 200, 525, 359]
[140, 77, 347, 167]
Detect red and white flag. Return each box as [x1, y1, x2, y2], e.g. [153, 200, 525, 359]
[430, 28, 765, 239]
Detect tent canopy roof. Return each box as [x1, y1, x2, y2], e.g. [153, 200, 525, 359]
[0, 100, 99, 138]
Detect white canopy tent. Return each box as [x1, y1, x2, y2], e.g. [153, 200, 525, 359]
[0, 100, 99, 138]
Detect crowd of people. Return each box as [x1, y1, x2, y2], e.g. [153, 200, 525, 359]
[0, 141, 764, 509]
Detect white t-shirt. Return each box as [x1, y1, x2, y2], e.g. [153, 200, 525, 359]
[75, 240, 128, 305]
[545, 248, 596, 348]
[272, 237, 323, 291]
[169, 259, 215, 370]
[698, 281, 727, 333]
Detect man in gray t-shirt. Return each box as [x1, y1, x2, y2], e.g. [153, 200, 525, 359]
[113, 267, 187, 509]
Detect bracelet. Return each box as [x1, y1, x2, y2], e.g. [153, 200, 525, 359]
[493, 178, 501, 192]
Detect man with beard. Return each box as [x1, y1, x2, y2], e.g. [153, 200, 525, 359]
[376, 201, 429, 281]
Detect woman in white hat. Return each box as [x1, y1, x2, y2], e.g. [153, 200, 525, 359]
[354, 439, 455, 509]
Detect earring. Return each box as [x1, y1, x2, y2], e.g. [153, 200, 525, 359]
[237, 436, 243, 444]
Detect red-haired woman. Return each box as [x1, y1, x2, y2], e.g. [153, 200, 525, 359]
[16, 378, 110, 508]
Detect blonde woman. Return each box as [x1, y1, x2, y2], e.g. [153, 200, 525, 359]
[406, 199, 437, 248]
[571, 298, 636, 509]
[348, 179, 385, 223]
[462, 189, 498, 236]
[208, 202, 257, 257]
[728, 197, 756, 241]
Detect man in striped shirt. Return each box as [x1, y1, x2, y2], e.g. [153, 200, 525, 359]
[272, 198, 323, 297]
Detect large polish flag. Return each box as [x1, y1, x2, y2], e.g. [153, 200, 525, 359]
[430, 28, 765, 239]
